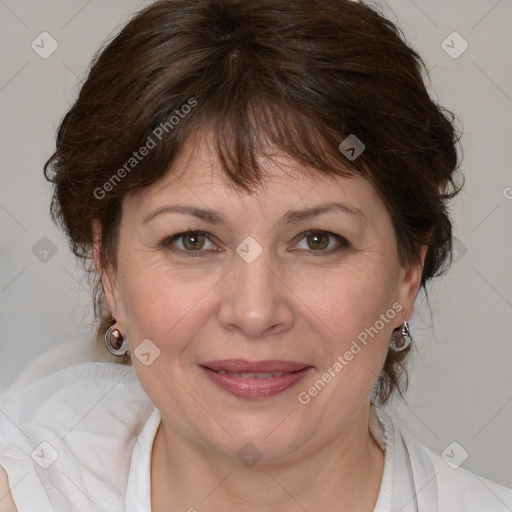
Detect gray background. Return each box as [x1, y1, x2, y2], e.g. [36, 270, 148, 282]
[1, 0, 511, 488]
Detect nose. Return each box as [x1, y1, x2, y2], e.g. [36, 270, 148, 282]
[217, 250, 295, 339]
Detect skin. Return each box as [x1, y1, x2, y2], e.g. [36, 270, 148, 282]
[0, 468, 17, 512]
[94, 133, 427, 511]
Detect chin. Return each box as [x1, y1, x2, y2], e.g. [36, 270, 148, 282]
[197, 416, 310, 466]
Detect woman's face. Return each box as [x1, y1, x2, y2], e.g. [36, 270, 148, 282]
[98, 134, 424, 463]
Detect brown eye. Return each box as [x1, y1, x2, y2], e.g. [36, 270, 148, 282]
[306, 232, 329, 250]
[181, 232, 206, 250]
[163, 230, 216, 254]
[294, 230, 349, 253]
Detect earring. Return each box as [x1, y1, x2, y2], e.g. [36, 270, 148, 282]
[390, 317, 412, 353]
[105, 324, 130, 356]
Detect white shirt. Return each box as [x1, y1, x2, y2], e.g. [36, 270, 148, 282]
[0, 362, 510, 511]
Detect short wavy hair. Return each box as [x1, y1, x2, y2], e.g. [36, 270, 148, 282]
[44, 0, 463, 406]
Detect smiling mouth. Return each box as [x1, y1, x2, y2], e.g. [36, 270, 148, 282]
[211, 370, 293, 378]
[199, 359, 313, 398]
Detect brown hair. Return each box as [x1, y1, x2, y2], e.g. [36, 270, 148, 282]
[44, 0, 462, 405]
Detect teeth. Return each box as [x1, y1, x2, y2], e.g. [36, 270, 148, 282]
[216, 370, 286, 378]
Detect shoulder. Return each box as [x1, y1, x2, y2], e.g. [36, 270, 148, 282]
[0, 361, 152, 447]
[373, 406, 512, 511]
[0, 361, 149, 425]
[0, 361, 155, 447]
[1, 360, 137, 407]
[427, 444, 512, 510]
[0, 362, 156, 510]
[403, 430, 512, 511]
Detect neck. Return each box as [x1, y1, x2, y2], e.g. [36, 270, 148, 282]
[151, 402, 385, 512]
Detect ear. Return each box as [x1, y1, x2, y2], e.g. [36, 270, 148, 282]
[396, 244, 428, 323]
[92, 220, 121, 319]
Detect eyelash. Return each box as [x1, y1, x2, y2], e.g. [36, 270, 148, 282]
[160, 229, 350, 257]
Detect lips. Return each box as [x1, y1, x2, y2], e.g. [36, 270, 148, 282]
[201, 359, 310, 373]
[199, 359, 313, 398]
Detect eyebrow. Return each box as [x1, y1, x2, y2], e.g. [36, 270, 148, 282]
[142, 201, 366, 226]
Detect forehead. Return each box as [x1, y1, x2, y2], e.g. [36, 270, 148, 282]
[123, 130, 383, 226]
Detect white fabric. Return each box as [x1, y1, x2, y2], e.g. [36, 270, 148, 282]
[0, 362, 511, 511]
[0, 339, 107, 404]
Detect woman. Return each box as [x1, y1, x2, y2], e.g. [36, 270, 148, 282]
[1, 0, 511, 510]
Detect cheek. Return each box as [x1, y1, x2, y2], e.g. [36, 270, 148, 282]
[299, 275, 397, 417]
[301, 258, 399, 401]
[307, 257, 399, 340]
[114, 256, 219, 354]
